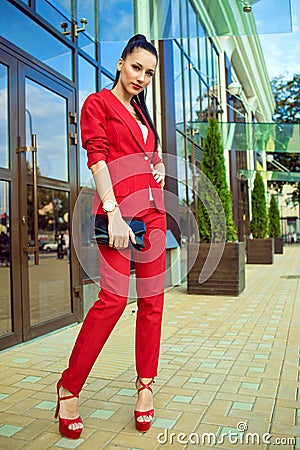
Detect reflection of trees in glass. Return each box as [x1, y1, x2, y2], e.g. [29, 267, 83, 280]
[269, 74, 300, 209]
[271, 75, 300, 161]
[26, 161, 68, 239]
[27, 187, 68, 238]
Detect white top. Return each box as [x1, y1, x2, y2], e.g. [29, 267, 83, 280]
[138, 123, 154, 202]
[139, 123, 148, 143]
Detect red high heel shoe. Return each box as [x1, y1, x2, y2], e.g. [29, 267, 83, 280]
[54, 381, 83, 439]
[134, 377, 154, 432]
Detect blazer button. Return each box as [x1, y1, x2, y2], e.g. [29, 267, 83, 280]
[144, 155, 149, 160]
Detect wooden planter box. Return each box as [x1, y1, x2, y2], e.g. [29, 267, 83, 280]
[187, 241, 245, 296]
[246, 238, 274, 264]
[274, 237, 284, 254]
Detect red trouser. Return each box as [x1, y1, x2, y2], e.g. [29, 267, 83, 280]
[61, 206, 166, 395]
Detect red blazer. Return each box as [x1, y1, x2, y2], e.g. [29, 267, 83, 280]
[80, 88, 165, 216]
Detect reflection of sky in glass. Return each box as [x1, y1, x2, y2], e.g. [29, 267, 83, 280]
[260, 0, 300, 79]
[78, 34, 95, 58]
[0, 1, 72, 79]
[188, 1, 197, 39]
[196, 0, 292, 37]
[26, 79, 68, 181]
[78, 57, 96, 186]
[252, 0, 292, 35]
[173, 38, 215, 125]
[100, 41, 125, 76]
[98, 0, 292, 41]
[36, 0, 72, 36]
[0, 64, 8, 169]
[37, 0, 97, 56]
[99, 0, 133, 42]
[101, 72, 114, 90]
[173, 42, 184, 124]
[191, 70, 200, 122]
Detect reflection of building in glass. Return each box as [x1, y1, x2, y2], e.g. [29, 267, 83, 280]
[142, 1, 276, 243]
[0, 0, 281, 348]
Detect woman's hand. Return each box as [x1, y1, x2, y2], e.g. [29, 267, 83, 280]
[108, 209, 136, 249]
[152, 163, 165, 190]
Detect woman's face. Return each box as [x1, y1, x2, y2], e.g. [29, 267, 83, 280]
[116, 48, 157, 97]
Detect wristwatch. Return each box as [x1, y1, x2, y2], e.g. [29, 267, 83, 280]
[102, 200, 118, 213]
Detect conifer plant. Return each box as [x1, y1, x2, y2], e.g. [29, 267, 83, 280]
[198, 118, 237, 242]
[268, 194, 281, 238]
[250, 171, 268, 238]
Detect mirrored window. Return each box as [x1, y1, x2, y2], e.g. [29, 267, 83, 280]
[184, 56, 191, 123]
[173, 42, 184, 126]
[77, 0, 97, 55]
[36, 0, 72, 42]
[0, 181, 11, 335]
[199, 37, 208, 84]
[181, 1, 188, 53]
[0, 64, 9, 169]
[191, 70, 200, 123]
[0, 1, 72, 79]
[78, 33, 95, 58]
[28, 187, 71, 325]
[25, 78, 68, 181]
[188, 2, 197, 45]
[100, 41, 124, 77]
[78, 57, 96, 186]
[101, 72, 114, 90]
[99, 0, 133, 42]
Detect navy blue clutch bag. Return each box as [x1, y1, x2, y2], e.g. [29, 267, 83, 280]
[93, 215, 146, 251]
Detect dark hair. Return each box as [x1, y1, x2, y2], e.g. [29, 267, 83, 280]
[113, 34, 160, 149]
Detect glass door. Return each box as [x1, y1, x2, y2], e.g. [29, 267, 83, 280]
[19, 64, 80, 342]
[0, 46, 81, 350]
[0, 49, 21, 348]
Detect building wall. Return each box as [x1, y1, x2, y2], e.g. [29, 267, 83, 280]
[0, 0, 275, 348]
[142, 0, 275, 242]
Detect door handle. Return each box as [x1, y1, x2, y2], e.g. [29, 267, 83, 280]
[31, 134, 39, 265]
[18, 134, 39, 265]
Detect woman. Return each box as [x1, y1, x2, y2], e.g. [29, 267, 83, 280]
[55, 34, 166, 439]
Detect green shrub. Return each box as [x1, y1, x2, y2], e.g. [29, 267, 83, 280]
[250, 171, 268, 238]
[198, 118, 237, 242]
[268, 194, 281, 237]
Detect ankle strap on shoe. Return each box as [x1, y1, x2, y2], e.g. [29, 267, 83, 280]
[136, 377, 154, 394]
[60, 393, 79, 401]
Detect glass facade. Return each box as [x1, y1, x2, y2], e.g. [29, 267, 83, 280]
[0, 1, 72, 79]
[171, 1, 220, 223]
[78, 56, 97, 186]
[0, 0, 226, 346]
[0, 63, 9, 169]
[25, 78, 68, 181]
[0, 180, 11, 336]
[0, 0, 137, 349]
[28, 187, 71, 326]
[0, 0, 275, 347]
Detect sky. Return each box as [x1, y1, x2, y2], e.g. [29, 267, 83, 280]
[259, 0, 300, 80]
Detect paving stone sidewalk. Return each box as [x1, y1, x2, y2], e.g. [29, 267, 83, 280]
[0, 245, 300, 449]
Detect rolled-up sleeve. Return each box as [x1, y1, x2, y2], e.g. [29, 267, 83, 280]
[151, 148, 162, 166]
[80, 94, 110, 168]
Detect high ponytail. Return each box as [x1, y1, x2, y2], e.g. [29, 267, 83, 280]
[113, 34, 160, 150]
